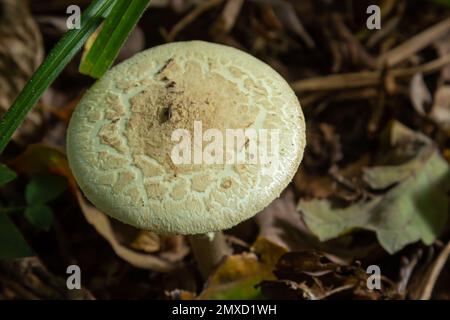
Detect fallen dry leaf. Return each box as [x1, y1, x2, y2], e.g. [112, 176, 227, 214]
[430, 86, 450, 130]
[410, 73, 432, 116]
[76, 192, 175, 272]
[260, 251, 400, 300]
[196, 237, 287, 300]
[130, 231, 161, 253]
[210, 0, 244, 35]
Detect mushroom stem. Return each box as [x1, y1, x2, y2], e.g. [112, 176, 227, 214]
[188, 231, 231, 279]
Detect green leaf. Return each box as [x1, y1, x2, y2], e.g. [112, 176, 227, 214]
[0, 164, 17, 186]
[24, 205, 54, 231]
[79, 0, 151, 78]
[25, 174, 67, 205]
[299, 122, 450, 254]
[198, 238, 286, 300]
[0, 0, 115, 154]
[0, 213, 33, 259]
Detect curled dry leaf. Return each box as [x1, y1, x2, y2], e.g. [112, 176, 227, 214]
[410, 73, 432, 116]
[192, 237, 286, 300]
[76, 192, 185, 272]
[430, 85, 450, 130]
[130, 231, 161, 253]
[428, 34, 450, 131]
[210, 0, 244, 35]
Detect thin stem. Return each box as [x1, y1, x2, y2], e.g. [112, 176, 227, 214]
[188, 231, 231, 279]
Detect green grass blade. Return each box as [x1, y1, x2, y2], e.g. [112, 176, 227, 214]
[0, 0, 115, 154]
[79, 0, 151, 78]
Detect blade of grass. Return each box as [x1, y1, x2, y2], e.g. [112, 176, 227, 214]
[79, 0, 151, 78]
[0, 0, 115, 154]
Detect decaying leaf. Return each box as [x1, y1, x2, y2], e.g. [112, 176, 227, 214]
[76, 192, 176, 272]
[195, 237, 286, 300]
[299, 122, 450, 254]
[256, 189, 380, 262]
[410, 73, 432, 116]
[210, 0, 244, 35]
[129, 231, 161, 253]
[430, 86, 450, 130]
[78, 196, 189, 267]
[260, 251, 400, 300]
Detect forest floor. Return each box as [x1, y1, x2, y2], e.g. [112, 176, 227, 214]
[0, 0, 449, 300]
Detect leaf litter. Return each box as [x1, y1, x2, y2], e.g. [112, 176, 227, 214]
[1, 0, 450, 300]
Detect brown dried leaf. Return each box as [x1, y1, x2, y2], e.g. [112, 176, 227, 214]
[130, 231, 161, 253]
[430, 86, 450, 130]
[410, 73, 432, 116]
[210, 0, 244, 35]
[76, 192, 176, 272]
[196, 237, 287, 300]
[261, 251, 400, 300]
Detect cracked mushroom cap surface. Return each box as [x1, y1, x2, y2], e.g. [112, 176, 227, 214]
[67, 41, 306, 235]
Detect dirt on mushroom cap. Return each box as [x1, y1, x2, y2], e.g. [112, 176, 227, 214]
[66, 41, 306, 235]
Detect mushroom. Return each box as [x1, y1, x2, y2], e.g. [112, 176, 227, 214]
[67, 41, 306, 278]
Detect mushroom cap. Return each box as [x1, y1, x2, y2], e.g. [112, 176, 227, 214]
[67, 41, 305, 235]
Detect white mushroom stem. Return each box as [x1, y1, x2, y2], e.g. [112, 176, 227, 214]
[188, 231, 231, 279]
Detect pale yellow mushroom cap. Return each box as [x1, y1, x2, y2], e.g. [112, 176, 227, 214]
[67, 41, 305, 235]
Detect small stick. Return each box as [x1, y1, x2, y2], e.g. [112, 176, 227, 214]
[377, 17, 450, 67]
[291, 53, 450, 93]
[419, 241, 450, 300]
